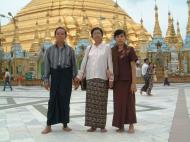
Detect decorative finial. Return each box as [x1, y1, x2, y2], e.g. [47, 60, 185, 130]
[168, 11, 171, 16]
[155, 0, 158, 11]
[140, 18, 143, 25]
[114, 0, 118, 8]
[177, 20, 179, 25]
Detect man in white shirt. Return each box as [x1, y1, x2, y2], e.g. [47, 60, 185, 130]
[3, 68, 13, 91]
[140, 58, 149, 95]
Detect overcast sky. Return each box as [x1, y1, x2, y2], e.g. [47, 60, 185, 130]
[0, 0, 188, 40]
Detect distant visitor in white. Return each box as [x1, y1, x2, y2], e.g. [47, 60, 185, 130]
[3, 68, 13, 91]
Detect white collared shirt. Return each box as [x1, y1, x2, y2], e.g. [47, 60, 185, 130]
[78, 43, 113, 80]
[5, 71, 10, 78]
[141, 63, 149, 76]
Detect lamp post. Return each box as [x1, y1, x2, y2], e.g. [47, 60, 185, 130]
[1, 12, 18, 76]
[0, 12, 18, 49]
[0, 14, 6, 76]
[8, 12, 16, 29]
[0, 14, 6, 47]
[8, 12, 18, 46]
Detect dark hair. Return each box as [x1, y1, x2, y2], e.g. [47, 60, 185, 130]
[5, 68, 8, 71]
[114, 29, 126, 38]
[54, 27, 67, 37]
[144, 58, 148, 63]
[91, 27, 103, 37]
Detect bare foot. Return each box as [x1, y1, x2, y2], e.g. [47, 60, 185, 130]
[87, 127, 96, 132]
[116, 127, 124, 133]
[41, 126, 52, 134]
[127, 125, 135, 134]
[63, 127, 72, 132]
[100, 128, 107, 133]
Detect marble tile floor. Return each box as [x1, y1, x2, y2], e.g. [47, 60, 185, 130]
[0, 83, 189, 142]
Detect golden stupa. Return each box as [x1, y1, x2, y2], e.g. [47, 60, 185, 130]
[165, 12, 178, 48]
[2, 0, 151, 53]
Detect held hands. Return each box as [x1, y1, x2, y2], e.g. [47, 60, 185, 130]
[44, 80, 50, 91]
[44, 78, 81, 91]
[131, 83, 137, 94]
[109, 80, 113, 89]
[73, 77, 80, 90]
[107, 70, 114, 89]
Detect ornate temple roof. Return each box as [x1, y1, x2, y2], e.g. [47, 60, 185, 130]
[148, 3, 169, 53]
[1, 0, 151, 52]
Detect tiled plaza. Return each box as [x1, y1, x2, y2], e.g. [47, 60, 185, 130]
[0, 83, 189, 142]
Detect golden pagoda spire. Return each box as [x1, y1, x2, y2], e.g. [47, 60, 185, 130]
[138, 18, 148, 43]
[79, 2, 89, 39]
[0, 21, 4, 47]
[170, 17, 177, 37]
[115, 0, 118, 8]
[30, 21, 40, 54]
[13, 25, 20, 44]
[176, 21, 183, 49]
[123, 16, 128, 38]
[57, 0, 62, 26]
[123, 16, 135, 46]
[73, 16, 80, 46]
[99, 13, 107, 42]
[44, 10, 51, 42]
[99, 10, 105, 29]
[71, 0, 79, 45]
[177, 21, 183, 41]
[34, 21, 39, 41]
[112, 2, 122, 31]
[165, 12, 178, 46]
[186, 0, 190, 35]
[165, 11, 172, 38]
[79, 15, 89, 39]
[140, 17, 143, 28]
[153, 3, 162, 37]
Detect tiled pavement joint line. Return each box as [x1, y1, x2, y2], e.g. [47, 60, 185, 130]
[168, 88, 190, 142]
[0, 100, 48, 110]
[0, 97, 164, 111]
[0, 96, 48, 99]
[33, 104, 164, 118]
[7, 98, 16, 105]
